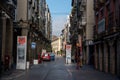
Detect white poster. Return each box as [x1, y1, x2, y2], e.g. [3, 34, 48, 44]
[16, 36, 27, 70]
[41, 49, 46, 56]
[66, 45, 72, 64]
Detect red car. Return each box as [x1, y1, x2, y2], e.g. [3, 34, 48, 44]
[42, 53, 51, 61]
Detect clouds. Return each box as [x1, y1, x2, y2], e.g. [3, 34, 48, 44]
[52, 15, 67, 36]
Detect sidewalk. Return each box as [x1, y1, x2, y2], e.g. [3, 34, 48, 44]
[1, 69, 25, 80]
[66, 63, 120, 80]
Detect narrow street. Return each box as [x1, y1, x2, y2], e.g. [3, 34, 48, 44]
[17, 56, 73, 80]
[2, 55, 118, 80]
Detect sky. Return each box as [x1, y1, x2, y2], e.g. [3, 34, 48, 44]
[46, 0, 72, 36]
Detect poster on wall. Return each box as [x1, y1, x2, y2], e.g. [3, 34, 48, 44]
[41, 49, 46, 56]
[66, 45, 72, 64]
[16, 36, 27, 70]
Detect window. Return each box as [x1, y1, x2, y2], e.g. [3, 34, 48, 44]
[108, 12, 114, 30]
[101, 9, 104, 18]
[106, 4, 110, 13]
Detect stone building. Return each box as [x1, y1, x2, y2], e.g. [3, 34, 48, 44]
[81, 0, 95, 65]
[51, 36, 62, 54]
[94, 0, 120, 76]
[13, 0, 52, 64]
[0, 0, 53, 71]
[70, 0, 95, 66]
[61, 18, 70, 55]
[69, 0, 78, 60]
[0, 0, 17, 73]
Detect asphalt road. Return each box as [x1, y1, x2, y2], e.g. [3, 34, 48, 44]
[15, 55, 119, 80]
[17, 56, 73, 80]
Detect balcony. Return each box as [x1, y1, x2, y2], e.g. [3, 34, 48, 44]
[70, 33, 78, 44]
[94, 3, 99, 11]
[80, 6, 85, 12]
[81, 17, 86, 26]
[81, 0, 86, 7]
[6, 0, 16, 7]
[71, 5, 77, 15]
[77, 11, 81, 18]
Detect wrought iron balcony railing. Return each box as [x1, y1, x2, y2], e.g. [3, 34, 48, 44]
[6, 0, 16, 7]
[81, 17, 86, 26]
[71, 5, 77, 14]
[80, 6, 85, 12]
[81, 0, 86, 7]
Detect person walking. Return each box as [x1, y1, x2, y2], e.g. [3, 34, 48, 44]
[76, 47, 83, 69]
[76, 55, 80, 69]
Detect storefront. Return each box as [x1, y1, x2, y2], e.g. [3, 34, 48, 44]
[94, 33, 120, 76]
[0, 12, 3, 76]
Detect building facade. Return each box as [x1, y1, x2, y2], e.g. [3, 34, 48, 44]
[82, 0, 95, 65]
[51, 36, 62, 54]
[15, 0, 52, 63]
[0, 0, 52, 73]
[0, 0, 17, 73]
[94, 0, 120, 76]
[70, 0, 95, 66]
[61, 18, 70, 55]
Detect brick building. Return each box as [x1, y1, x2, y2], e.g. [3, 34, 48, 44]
[94, 0, 120, 76]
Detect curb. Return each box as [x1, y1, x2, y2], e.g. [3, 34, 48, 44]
[1, 71, 25, 80]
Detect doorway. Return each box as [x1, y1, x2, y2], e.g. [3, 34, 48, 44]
[88, 45, 94, 65]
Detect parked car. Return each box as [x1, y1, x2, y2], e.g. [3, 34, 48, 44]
[42, 53, 51, 61]
[50, 52, 55, 61]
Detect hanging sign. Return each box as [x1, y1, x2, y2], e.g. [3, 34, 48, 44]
[31, 42, 36, 49]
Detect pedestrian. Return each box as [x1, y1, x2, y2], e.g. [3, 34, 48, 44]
[4, 55, 10, 71]
[76, 55, 80, 70]
[79, 55, 83, 68]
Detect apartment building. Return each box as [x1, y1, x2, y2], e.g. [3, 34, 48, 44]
[82, 0, 95, 65]
[51, 36, 62, 53]
[94, 0, 120, 76]
[70, 0, 95, 65]
[0, 0, 52, 71]
[61, 17, 71, 55]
